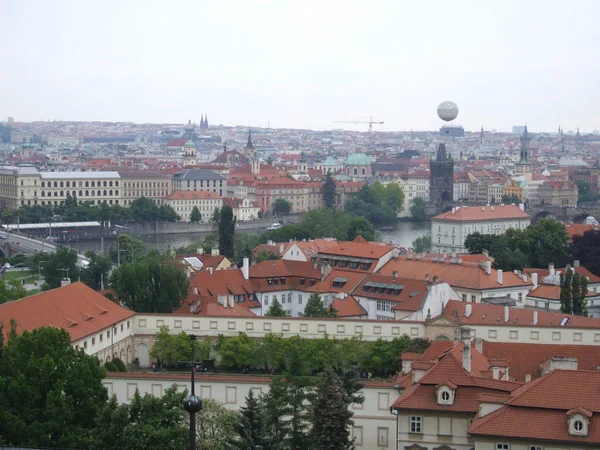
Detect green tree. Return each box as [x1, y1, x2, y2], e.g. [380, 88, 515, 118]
[158, 204, 179, 222]
[256, 250, 282, 263]
[384, 183, 405, 211]
[560, 268, 589, 316]
[92, 387, 187, 450]
[501, 194, 521, 204]
[266, 298, 286, 317]
[410, 196, 427, 221]
[109, 253, 189, 313]
[211, 207, 221, 224]
[41, 246, 80, 290]
[303, 293, 337, 318]
[309, 369, 364, 450]
[411, 235, 431, 253]
[218, 206, 236, 258]
[190, 206, 202, 223]
[0, 326, 108, 448]
[464, 232, 496, 254]
[109, 234, 147, 264]
[526, 218, 570, 269]
[197, 398, 239, 450]
[0, 278, 28, 304]
[273, 199, 292, 215]
[235, 233, 259, 266]
[570, 229, 600, 276]
[225, 389, 274, 450]
[150, 326, 212, 368]
[322, 171, 336, 208]
[80, 251, 112, 291]
[346, 216, 376, 241]
[218, 332, 256, 370]
[129, 197, 161, 222]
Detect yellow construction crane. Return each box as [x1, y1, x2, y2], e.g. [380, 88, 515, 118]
[333, 116, 384, 133]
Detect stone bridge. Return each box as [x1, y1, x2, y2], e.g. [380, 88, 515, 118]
[525, 205, 600, 223]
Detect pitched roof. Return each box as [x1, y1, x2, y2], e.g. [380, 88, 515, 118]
[352, 273, 428, 311]
[378, 258, 531, 291]
[528, 284, 600, 301]
[524, 266, 600, 284]
[319, 241, 395, 260]
[432, 204, 530, 221]
[441, 299, 600, 329]
[331, 295, 367, 317]
[0, 282, 134, 341]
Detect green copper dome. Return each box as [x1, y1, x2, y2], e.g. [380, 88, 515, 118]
[345, 152, 370, 166]
[184, 140, 196, 148]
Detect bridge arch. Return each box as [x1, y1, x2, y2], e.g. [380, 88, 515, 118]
[572, 212, 599, 224]
[533, 210, 556, 222]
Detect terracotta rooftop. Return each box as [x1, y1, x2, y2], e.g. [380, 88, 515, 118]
[317, 241, 395, 260]
[164, 190, 222, 200]
[331, 295, 367, 318]
[432, 204, 530, 221]
[0, 282, 134, 341]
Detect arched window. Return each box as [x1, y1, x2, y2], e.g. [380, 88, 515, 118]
[109, 190, 113, 195]
[109, 181, 113, 187]
[115, 181, 119, 187]
[41, 182, 45, 188]
[60, 181, 64, 187]
[103, 181, 107, 187]
[91, 181, 95, 187]
[115, 190, 119, 195]
[41, 191, 45, 197]
[85, 190, 89, 196]
[79, 181, 82, 187]
[60, 191, 64, 196]
[97, 190, 101, 196]
[362, 168, 366, 175]
[54, 182, 58, 187]
[353, 168, 358, 176]
[85, 181, 89, 187]
[103, 190, 107, 196]
[79, 190, 83, 196]
[66, 181, 70, 188]
[54, 192, 58, 197]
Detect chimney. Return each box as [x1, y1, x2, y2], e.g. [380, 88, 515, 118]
[61, 278, 71, 287]
[518, 203, 525, 211]
[208, 267, 213, 275]
[197, 247, 203, 255]
[531, 272, 538, 287]
[549, 263, 555, 276]
[497, 269, 503, 285]
[474, 338, 483, 354]
[574, 260, 580, 268]
[485, 261, 492, 275]
[465, 304, 472, 318]
[279, 243, 284, 254]
[452, 207, 456, 214]
[463, 341, 471, 373]
[242, 257, 249, 280]
[211, 248, 220, 257]
[228, 295, 234, 308]
[504, 305, 509, 323]
[193, 286, 198, 295]
[525, 374, 531, 383]
[533, 310, 538, 325]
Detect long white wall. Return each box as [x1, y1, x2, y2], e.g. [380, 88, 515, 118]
[104, 373, 398, 449]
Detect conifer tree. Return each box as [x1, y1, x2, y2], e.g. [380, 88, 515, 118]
[323, 171, 336, 208]
[266, 298, 286, 317]
[225, 390, 275, 450]
[302, 293, 337, 318]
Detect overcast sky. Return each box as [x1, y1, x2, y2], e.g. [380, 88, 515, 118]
[1, 0, 598, 132]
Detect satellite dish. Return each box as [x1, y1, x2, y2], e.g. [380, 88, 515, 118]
[437, 101, 459, 122]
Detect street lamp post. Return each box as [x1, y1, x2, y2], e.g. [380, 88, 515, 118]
[38, 260, 47, 285]
[182, 334, 202, 450]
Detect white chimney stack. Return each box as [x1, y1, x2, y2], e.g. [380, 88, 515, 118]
[533, 310, 538, 325]
[452, 207, 456, 214]
[208, 267, 213, 275]
[193, 286, 198, 295]
[574, 260, 580, 268]
[497, 269, 503, 285]
[463, 341, 471, 373]
[228, 295, 234, 308]
[485, 261, 492, 275]
[549, 263, 555, 276]
[474, 338, 483, 354]
[279, 243, 284, 254]
[504, 305, 510, 323]
[465, 304, 472, 318]
[518, 203, 525, 211]
[242, 257, 249, 280]
[531, 272, 538, 287]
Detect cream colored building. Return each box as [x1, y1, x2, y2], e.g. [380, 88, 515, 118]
[162, 190, 223, 222]
[224, 197, 261, 221]
[118, 171, 171, 206]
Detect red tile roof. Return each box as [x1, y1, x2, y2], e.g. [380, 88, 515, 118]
[166, 138, 187, 147]
[433, 204, 530, 221]
[320, 241, 395, 260]
[0, 282, 134, 341]
[524, 266, 600, 284]
[331, 295, 367, 317]
[528, 284, 600, 301]
[442, 300, 600, 329]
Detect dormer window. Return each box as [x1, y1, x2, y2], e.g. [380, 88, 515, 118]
[567, 408, 591, 437]
[436, 382, 456, 405]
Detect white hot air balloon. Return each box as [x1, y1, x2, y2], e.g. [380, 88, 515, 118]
[437, 101, 459, 122]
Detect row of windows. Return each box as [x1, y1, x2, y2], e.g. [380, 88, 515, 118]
[124, 181, 168, 188]
[35, 190, 119, 197]
[77, 321, 130, 350]
[41, 180, 119, 188]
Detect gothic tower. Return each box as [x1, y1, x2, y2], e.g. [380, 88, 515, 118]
[429, 143, 454, 203]
[183, 139, 197, 167]
[515, 126, 533, 174]
[244, 129, 255, 160]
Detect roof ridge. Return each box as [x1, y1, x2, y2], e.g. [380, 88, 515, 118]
[506, 369, 559, 405]
[469, 405, 510, 434]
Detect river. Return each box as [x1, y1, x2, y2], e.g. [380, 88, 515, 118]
[66, 221, 431, 254]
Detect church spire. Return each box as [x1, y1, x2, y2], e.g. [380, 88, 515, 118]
[204, 114, 208, 130]
[245, 129, 254, 150]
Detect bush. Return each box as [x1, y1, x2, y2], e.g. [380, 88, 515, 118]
[112, 358, 127, 372]
[104, 361, 119, 372]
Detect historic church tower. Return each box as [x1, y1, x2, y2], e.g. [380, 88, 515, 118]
[243, 129, 255, 161]
[515, 126, 533, 174]
[429, 143, 454, 203]
[183, 139, 197, 167]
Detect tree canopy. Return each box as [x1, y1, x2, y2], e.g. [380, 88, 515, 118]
[464, 218, 569, 270]
[109, 252, 189, 313]
[218, 205, 236, 258]
[0, 326, 108, 449]
[302, 293, 337, 318]
[322, 171, 336, 208]
[410, 197, 427, 222]
[346, 216, 376, 241]
[411, 235, 431, 253]
[344, 182, 404, 226]
[190, 206, 202, 223]
[266, 298, 286, 317]
[560, 268, 589, 316]
[570, 229, 600, 276]
[272, 198, 292, 215]
[41, 246, 80, 290]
